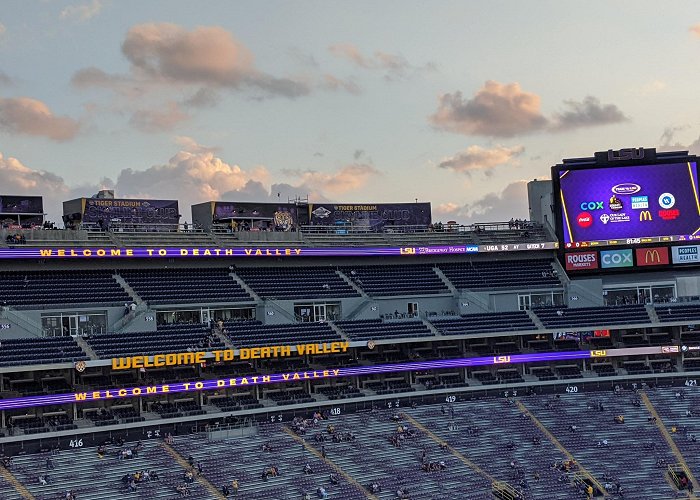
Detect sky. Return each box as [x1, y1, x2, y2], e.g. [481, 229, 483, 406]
[1, 1, 700, 225]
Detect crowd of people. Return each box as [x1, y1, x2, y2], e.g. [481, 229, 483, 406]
[5, 233, 26, 245]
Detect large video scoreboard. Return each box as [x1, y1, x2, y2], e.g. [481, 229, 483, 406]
[553, 148, 700, 249]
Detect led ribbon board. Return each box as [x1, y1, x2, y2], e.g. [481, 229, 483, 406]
[0, 242, 560, 260]
[0, 347, 672, 411]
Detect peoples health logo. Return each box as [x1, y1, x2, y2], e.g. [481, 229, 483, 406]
[659, 193, 675, 209]
[631, 196, 648, 209]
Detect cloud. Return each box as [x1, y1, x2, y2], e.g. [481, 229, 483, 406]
[658, 125, 691, 151]
[118, 23, 309, 98]
[0, 71, 12, 86]
[0, 97, 80, 141]
[431, 80, 628, 137]
[551, 96, 628, 131]
[329, 43, 433, 81]
[437, 145, 524, 176]
[60, 0, 103, 22]
[430, 81, 548, 137]
[281, 163, 380, 195]
[173, 136, 220, 154]
[182, 87, 221, 108]
[321, 74, 361, 94]
[434, 181, 530, 224]
[434, 202, 461, 217]
[0, 23, 5, 37]
[0, 152, 70, 196]
[129, 102, 188, 132]
[113, 149, 270, 205]
[690, 23, 700, 37]
[638, 80, 667, 95]
[0, 144, 381, 224]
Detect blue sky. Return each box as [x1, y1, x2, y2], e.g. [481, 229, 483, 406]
[1, 1, 700, 223]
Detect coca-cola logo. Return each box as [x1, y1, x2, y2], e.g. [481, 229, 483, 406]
[577, 212, 593, 228]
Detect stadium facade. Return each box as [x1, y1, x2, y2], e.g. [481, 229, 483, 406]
[0, 147, 698, 499]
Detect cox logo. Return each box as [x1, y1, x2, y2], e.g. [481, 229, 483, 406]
[659, 193, 675, 209]
[611, 183, 641, 195]
[579, 201, 604, 210]
[577, 212, 593, 228]
[601, 249, 633, 268]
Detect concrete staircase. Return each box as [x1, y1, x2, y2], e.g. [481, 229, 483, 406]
[74, 335, 99, 360]
[336, 270, 369, 299]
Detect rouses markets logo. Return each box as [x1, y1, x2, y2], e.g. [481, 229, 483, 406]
[611, 183, 641, 195]
[658, 193, 675, 209]
[577, 212, 593, 228]
[659, 209, 680, 220]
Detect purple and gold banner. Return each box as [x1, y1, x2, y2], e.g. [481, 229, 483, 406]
[0, 242, 558, 260]
[0, 245, 479, 259]
[0, 347, 672, 411]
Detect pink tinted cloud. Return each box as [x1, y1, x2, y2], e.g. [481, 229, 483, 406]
[0, 97, 80, 141]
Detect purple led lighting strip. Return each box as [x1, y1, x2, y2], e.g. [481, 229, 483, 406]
[0, 350, 595, 411]
[0, 245, 479, 260]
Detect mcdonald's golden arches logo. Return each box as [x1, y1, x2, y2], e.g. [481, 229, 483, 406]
[635, 246, 669, 266]
[644, 249, 661, 264]
[639, 210, 653, 221]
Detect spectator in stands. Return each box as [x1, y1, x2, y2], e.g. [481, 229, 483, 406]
[304, 463, 313, 474]
[222, 484, 230, 497]
[317, 486, 328, 499]
[329, 473, 339, 485]
[38, 474, 47, 485]
[231, 479, 239, 495]
[46, 457, 54, 469]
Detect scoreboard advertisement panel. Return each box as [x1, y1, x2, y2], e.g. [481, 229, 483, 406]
[555, 160, 700, 248]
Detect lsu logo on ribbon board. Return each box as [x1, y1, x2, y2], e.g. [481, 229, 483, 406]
[635, 247, 669, 266]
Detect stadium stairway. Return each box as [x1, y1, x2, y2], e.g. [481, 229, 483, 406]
[336, 270, 369, 299]
[0, 466, 31, 500]
[646, 304, 661, 324]
[171, 427, 367, 499]
[229, 271, 262, 302]
[10, 440, 212, 500]
[73, 335, 99, 360]
[405, 401, 572, 500]
[522, 391, 680, 499]
[641, 390, 700, 495]
[434, 266, 491, 311]
[113, 273, 144, 306]
[526, 309, 546, 330]
[327, 321, 351, 342]
[296, 409, 493, 499]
